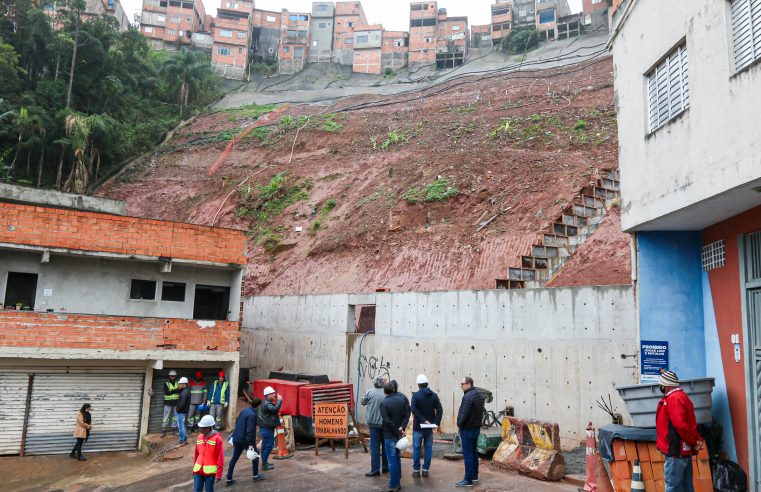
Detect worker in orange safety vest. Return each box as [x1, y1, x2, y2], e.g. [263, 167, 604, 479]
[193, 415, 224, 491]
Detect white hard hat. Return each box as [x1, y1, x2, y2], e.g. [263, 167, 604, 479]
[178, 377, 188, 384]
[263, 386, 276, 396]
[416, 374, 428, 385]
[168, 370, 177, 376]
[198, 415, 216, 428]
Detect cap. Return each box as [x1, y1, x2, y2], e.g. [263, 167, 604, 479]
[195, 371, 203, 379]
[218, 371, 225, 378]
[168, 370, 177, 376]
[658, 370, 680, 387]
[263, 386, 276, 396]
[416, 374, 428, 385]
[178, 377, 189, 384]
[198, 415, 216, 428]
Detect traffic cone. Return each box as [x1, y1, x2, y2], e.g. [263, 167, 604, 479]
[272, 416, 294, 460]
[631, 459, 645, 491]
[580, 422, 614, 492]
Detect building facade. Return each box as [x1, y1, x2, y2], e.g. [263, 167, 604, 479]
[582, 0, 608, 30]
[310, 2, 335, 63]
[210, 0, 253, 79]
[279, 10, 311, 74]
[352, 24, 383, 74]
[381, 31, 409, 72]
[435, 11, 468, 69]
[251, 9, 281, 64]
[0, 184, 246, 455]
[141, 0, 207, 50]
[409, 1, 438, 65]
[489, 0, 511, 45]
[511, 0, 536, 28]
[534, 0, 572, 40]
[610, 0, 761, 485]
[470, 24, 492, 48]
[333, 1, 367, 65]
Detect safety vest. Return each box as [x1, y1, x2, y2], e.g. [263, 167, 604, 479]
[164, 381, 179, 401]
[211, 380, 228, 405]
[193, 433, 221, 476]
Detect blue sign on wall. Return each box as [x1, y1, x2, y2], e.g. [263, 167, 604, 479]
[641, 340, 668, 383]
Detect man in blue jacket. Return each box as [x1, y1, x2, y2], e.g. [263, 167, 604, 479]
[226, 398, 265, 486]
[207, 371, 230, 431]
[455, 376, 485, 488]
[410, 374, 443, 478]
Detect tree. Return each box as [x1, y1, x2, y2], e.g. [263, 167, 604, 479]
[501, 28, 541, 54]
[65, 0, 86, 108]
[0, 35, 23, 99]
[161, 48, 209, 116]
[8, 107, 42, 174]
[63, 112, 107, 193]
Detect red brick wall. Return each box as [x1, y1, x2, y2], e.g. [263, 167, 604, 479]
[0, 311, 239, 353]
[0, 202, 247, 265]
[353, 48, 381, 74]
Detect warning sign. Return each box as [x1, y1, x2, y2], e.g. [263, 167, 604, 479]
[314, 403, 348, 439]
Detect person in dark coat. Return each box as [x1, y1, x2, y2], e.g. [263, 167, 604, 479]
[176, 377, 191, 444]
[226, 398, 264, 486]
[257, 386, 282, 470]
[455, 377, 485, 488]
[70, 403, 92, 461]
[379, 382, 411, 492]
[410, 374, 443, 478]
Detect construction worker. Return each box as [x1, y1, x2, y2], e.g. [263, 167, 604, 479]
[455, 376, 485, 488]
[257, 386, 282, 471]
[361, 376, 388, 477]
[176, 377, 191, 444]
[410, 374, 443, 478]
[188, 371, 208, 432]
[379, 382, 411, 492]
[193, 415, 224, 492]
[226, 397, 265, 486]
[655, 370, 704, 492]
[207, 371, 229, 431]
[161, 370, 180, 437]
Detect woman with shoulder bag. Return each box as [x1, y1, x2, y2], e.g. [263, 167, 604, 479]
[70, 403, 92, 461]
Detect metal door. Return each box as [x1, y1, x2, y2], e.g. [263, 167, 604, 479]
[744, 230, 761, 487]
[0, 373, 30, 455]
[24, 372, 144, 454]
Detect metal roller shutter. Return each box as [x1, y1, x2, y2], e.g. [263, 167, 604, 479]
[148, 368, 225, 434]
[0, 373, 30, 455]
[24, 372, 144, 454]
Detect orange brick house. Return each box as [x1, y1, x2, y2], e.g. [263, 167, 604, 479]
[381, 31, 409, 72]
[251, 8, 281, 64]
[279, 9, 311, 74]
[211, 0, 254, 79]
[352, 24, 383, 74]
[333, 1, 367, 65]
[490, 0, 511, 46]
[141, 0, 207, 50]
[436, 12, 467, 69]
[409, 1, 438, 65]
[0, 184, 246, 455]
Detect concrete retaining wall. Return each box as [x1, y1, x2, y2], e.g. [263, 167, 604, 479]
[242, 285, 638, 448]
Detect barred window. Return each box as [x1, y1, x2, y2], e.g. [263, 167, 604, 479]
[646, 43, 689, 133]
[730, 0, 761, 71]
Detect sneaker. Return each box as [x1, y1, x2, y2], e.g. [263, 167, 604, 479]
[412, 471, 420, 478]
[262, 463, 274, 471]
[382, 469, 389, 474]
[160, 430, 166, 438]
[455, 479, 473, 487]
[225, 479, 235, 486]
[365, 471, 381, 477]
[472, 478, 479, 483]
[379, 487, 401, 492]
[252, 474, 267, 482]
[422, 470, 429, 478]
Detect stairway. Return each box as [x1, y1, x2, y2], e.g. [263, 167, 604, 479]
[496, 170, 621, 289]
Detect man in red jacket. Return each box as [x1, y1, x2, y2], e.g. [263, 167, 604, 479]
[655, 370, 704, 492]
[193, 415, 224, 491]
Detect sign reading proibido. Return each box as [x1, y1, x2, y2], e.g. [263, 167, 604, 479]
[314, 402, 348, 439]
[640, 340, 669, 383]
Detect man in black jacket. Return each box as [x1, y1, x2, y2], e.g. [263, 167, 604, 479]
[379, 382, 410, 492]
[226, 397, 264, 486]
[455, 376, 485, 488]
[175, 377, 191, 444]
[257, 386, 282, 470]
[410, 374, 442, 478]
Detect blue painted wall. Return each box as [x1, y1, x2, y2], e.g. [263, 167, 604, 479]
[637, 232, 706, 379]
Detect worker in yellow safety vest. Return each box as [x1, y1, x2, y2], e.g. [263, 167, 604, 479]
[193, 415, 224, 491]
[207, 371, 229, 431]
[161, 370, 180, 437]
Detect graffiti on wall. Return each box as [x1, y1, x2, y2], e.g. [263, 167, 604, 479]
[358, 355, 392, 381]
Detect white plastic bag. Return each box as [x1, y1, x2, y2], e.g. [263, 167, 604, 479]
[246, 448, 260, 460]
[395, 436, 410, 451]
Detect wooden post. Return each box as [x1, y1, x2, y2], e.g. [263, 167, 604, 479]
[19, 373, 34, 457]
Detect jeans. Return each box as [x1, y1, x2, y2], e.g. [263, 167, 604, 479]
[188, 403, 202, 429]
[227, 442, 260, 480]
[413, 429, 433, 472]
[369, 426, 388, 473]
[177, 413, 187, 443]
[162, 404, 177, 430]
[71, 437, 85, 456]
[260, 427, 275, 464]
[210, 404, 224, 429]
[460, 427, 480, 482]
[193, 474, 215, 492]
[384, 438, 402, 489]
[664, 456, 694, 492]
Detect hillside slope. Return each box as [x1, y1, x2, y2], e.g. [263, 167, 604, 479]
[97, 56, 630, 295]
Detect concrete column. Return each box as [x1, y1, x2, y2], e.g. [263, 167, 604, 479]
[139, 362, 154, 447]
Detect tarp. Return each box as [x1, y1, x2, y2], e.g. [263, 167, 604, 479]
[597, 424, 657, 462]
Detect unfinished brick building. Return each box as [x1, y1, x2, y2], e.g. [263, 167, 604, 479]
[436, 10, 468, 69]
[535, 0, 572, 40]
[352, 24, 383, 74]
[0, 185, 246, 456]
[251, 8, 282, 64]
[381, 31, 410, 72]
[310, 2, 335, 63]
[470, 24, 492, 48]
[409, 1, 438, 65]
[211, 0, 254, 79]
[490, 0, 512, 46]
[140, 0, 207, 50]
[279, 10, 311, 74]
[333, 1, 367, 65]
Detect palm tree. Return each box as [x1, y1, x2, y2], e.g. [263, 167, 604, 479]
[63, 113, 107, 194]
[161, 49, 208, 116]
[9, 107, 42, 177]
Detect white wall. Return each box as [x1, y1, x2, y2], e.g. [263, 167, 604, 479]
[612, 0, 761, 231]
[242, 286, 638, 449]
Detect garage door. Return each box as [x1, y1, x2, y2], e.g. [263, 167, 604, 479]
[0, 373, 29, 455]
[24, 372, 144, 455]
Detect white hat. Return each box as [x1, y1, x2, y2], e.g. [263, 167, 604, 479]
[178, 377, 189, 384]
[416, 374, 428, 385]
[168, 370, 177, 376]
[198, 415, 216, 428]
[263, 386, 276, 396]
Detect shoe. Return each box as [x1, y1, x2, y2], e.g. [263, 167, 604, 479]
[365, 471, 381, 477]
[179, 440, 186, 444]
[262, 463, 274, 470]
[455, 480, 473, 487]
[379, 487, 401, 492]
[422, 470, 429, 478]
[69, 452, 77, 459]
[252, 474, 266, 482]
[225, 479, 235, 486]
[161, 430, 166, 438]
[382, 469, 389, 474]
[472, 478, 479, 483]
[412, 471, 420, 478]
[77, 455, 87, 461]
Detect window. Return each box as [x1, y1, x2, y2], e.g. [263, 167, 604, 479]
[144, 26, 154, 33]
[316, 4, 328, 11]
[702, 240, 726, 271]
[345, 38, 353, 44]
[4, 272, 38, 309]
[592, 0, 602, 3]
[519, 10, 526, 16]
[482, 34, 491, 40]
[186, 16, 191, 22]
[424, 37, 431, 43]
[411, 3, 426, 11]
[220, 29, 232, 37]
[161, 282, 186, 302]
[237, 31, 246, 38]
[312, 40, 318, 46]
[319, 22, 327, 28]
[297, 30, 307, 37]
[289, 14, 308, 21]
[283, 46, 289, 52]
[492, 7, 510, 16]
[730, 0, 761, 72]
[193, 285, 230, 320]
[538, 9, 555, 24]
[218, 46, 231, 55]
[167, 29, 177, 35]
[452, 25, 460, 31]
[157, 14, 165, 22]
[347, 22, 354, 27]
[294, 47, 304, 58]
[227, 2, 238, 7]
[130, 279, 156, 300]
[356, 34, 368, 43]
[238, 47, 243, 53]
[170, 16, 179, 23]
[266, 15, 276, 22]
[646, 43, 689, 133]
